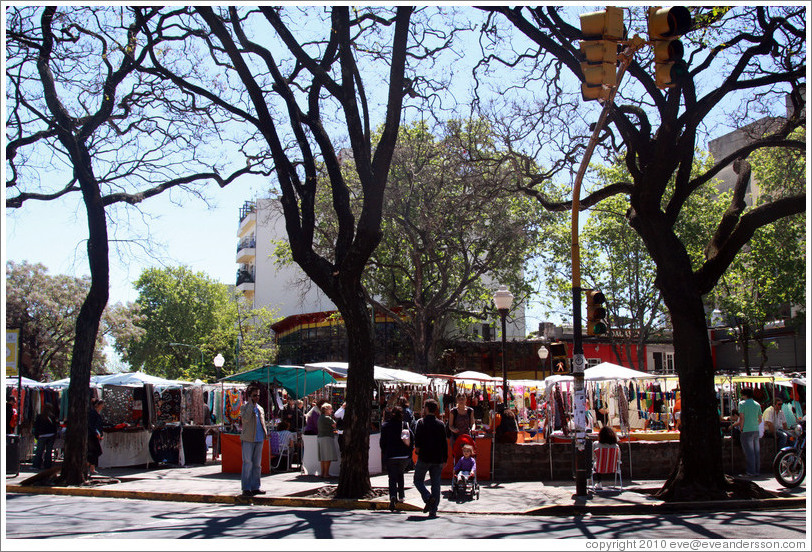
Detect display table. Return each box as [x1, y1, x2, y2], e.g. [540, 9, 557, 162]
[220, 433, 271, 474]
[98, 429, 152, 468]
[628, 430, 680, 441]
[549, 430, 681, 444]
[301, 432, 382, 476]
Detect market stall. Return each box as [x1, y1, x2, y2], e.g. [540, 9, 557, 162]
[305, 361, 429, 476]
[543, 363, 654, 478]
[218, 365, 337, 474]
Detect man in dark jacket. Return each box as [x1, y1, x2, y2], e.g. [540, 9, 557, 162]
[281, 397, 304, 431]
[413, 398, 447, 518]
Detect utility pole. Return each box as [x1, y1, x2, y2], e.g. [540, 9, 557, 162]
[574, 7, 646, 496]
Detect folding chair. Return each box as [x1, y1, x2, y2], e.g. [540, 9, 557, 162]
[270, 432, 292, 471]
[589, 444, 622, 491]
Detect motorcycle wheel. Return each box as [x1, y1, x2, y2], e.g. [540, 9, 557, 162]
[773, 449, 805, 488]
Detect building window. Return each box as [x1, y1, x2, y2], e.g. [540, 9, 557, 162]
[587, 358, 601, 368]
[665, 353, 675, 374]
[653, 352, 676, 374]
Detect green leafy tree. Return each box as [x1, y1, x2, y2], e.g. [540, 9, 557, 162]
[234, 301, 281, 374]
[5, 261, 137, 380]
[712, 131, 806, 374]
[115, 266, 236, 381]
[113, 268, 280, 381]
[306, 119, 546, 372]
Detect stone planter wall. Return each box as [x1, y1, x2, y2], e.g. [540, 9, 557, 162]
[492, 437, 779, 481]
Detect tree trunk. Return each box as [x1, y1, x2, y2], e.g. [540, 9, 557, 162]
[334, 290, 374, 499]
[654, 268, 726, 500]
[412, 314, 430, 375]
[57, 154, 110, 485]
[739, 323, 752, 376]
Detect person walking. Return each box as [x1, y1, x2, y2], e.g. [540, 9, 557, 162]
[737, 388, 763, 477]
[239, 384, 268, 496]
[32, 403, 59, 470]
[380, 406, 413, 511]
[413, 398, 447, 518]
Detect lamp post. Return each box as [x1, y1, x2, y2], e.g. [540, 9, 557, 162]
[169, 342, 204, 375]
[538, 345, 550, 380]
[213, 353, 225, 380]
[493, 285, 514, 407]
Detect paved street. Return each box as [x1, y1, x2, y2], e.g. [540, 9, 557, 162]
[4, 493, 807, 541]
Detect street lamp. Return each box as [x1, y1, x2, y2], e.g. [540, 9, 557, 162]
[169, 342, 204, 374]
[538, 345, 550, 380]
[213, 353, 225, 380]
[492, 285, 514, 407]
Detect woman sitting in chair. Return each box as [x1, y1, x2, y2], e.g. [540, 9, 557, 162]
[275, 421, 297, 450]
[593, 426, 619, 489]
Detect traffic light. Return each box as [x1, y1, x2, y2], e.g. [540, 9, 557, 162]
[550, 342, 570, 374]
[579, 6, 624, 102]
[647, 6, 692, 89]
[585, 290, 608, 336]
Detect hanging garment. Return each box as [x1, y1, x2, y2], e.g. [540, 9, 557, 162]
[149, 425, 184, 465]
[154, 387, 182, 424]
[102, 385, 135, 426]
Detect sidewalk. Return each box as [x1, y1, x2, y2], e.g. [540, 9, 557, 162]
[5, 461, 806, 516]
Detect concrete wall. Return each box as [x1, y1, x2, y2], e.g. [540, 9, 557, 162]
[493, 438, 780, 481]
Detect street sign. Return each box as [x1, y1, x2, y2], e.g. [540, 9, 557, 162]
[572, 353, 585, 374]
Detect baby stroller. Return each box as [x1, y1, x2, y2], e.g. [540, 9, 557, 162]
[449, 434, 479, 501]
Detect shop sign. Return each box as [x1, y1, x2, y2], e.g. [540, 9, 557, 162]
[6, 329, 19, 377]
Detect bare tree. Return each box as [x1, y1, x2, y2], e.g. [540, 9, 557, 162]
[134, 6, 463, 497]
[475, 6, 805, 500]
[6, 6, 258, 484]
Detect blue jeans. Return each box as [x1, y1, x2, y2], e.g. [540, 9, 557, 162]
[241, 440, 263, 491]
[386, 457, 410, 501]
[413, 460, 443, 513]
[740, 431, 760, 475]
[33, 435, 55, 469]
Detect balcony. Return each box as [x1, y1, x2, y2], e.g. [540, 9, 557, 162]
[238, 201, 256, 238]
[236, 266, 255, 297]
[236, 236, 256, 264]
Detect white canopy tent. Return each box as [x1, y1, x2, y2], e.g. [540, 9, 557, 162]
[544, 362, 651, 389]
[4, 376, 44, 388]
[45, 371, 191, 389]
[452, 370, 502, 383]
[304, 362, 429, 385]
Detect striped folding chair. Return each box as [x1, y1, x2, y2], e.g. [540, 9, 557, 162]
[589, 443, 622, 491]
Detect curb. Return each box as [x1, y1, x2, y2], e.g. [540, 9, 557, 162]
[6, 484, 422, 512]
[8, 484, 804, 516]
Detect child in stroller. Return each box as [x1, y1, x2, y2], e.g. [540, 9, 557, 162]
[450, 436, 479, 500]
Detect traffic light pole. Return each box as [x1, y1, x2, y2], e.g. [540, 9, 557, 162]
[570, 36, 643, 497]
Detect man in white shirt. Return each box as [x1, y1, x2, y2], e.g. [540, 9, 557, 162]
[763, 397, 790, 449]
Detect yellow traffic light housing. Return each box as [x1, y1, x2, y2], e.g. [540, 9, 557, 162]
[550, 342, 570, 374]
[586, 290, 608, 336]
[579, 7, 624, 102]
[647, 6, 692, 89]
